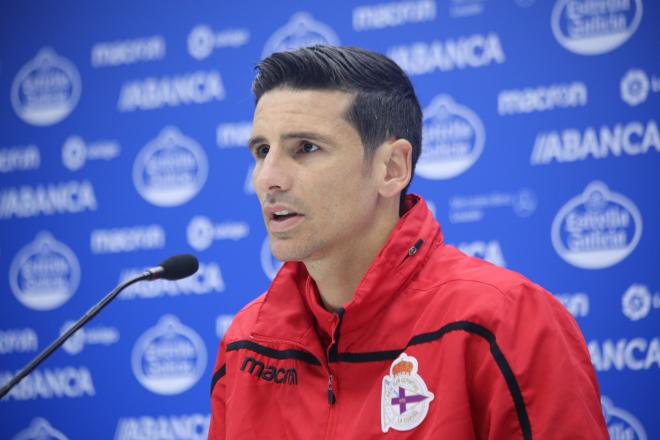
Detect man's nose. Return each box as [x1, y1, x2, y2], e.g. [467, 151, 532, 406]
[254, 148, 293, 194]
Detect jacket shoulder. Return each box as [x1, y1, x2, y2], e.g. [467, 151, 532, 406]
[222, 292, 266, 342]
[411, 244, 566, 326]
[416, 243, 532, 294]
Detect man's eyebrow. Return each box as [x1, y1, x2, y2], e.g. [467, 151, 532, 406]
[248, 135, 266, 151]
[248, 132, 335, 150]
[281, 131, 335, 145]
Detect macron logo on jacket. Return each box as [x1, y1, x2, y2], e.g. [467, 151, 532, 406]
[240, 356, 298, 385]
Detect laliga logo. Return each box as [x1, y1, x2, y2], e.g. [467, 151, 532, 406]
[621, 69, 650, 106]
[9, 232, 80, 311]
[61, 320, 86, 355]
[621, 283, 659, 321]
[416, 95, 485, 180]
[551, 181, 642, 269]
[187, 216, 250, 251]
[61, 136, 87, 171]
[262, 12, 340, 58]
[11, 47, 81, 126]
[188, 25, 216, 60]
[261, 236, 283, 280]
[60, 320, 120, 355]
[133, 126, 208, 207]
[601, 396, 647, 440]
[187, 216, 215, 251]
[551, 0, 643, 55]
[132, 315, 207, 395]
[12, 418, 68, 440]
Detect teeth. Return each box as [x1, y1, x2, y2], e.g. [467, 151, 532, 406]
[274, 210, 291, 215]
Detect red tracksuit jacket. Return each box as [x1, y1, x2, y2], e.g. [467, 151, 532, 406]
[209, 196, 608, 439]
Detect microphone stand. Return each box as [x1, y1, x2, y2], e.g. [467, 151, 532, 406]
[0, 272, 150, 399]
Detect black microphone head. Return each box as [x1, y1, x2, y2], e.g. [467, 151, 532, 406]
[158, 254, 199, 280]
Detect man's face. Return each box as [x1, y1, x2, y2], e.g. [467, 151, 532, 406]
[250, 88, 380, 262]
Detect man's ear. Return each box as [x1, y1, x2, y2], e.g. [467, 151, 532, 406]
[378, 139, 412, 198]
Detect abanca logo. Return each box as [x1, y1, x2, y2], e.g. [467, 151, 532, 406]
[416, 95, 485, 180]
[262, 12, 339, 58]
[12, 418, 68, 440]
[551, 0, 643, 55]
[133, 126, 208, 207]
[551, 181, 642, 269]
[132, 315, 207, 395]
[9, 232, 80, 311]
[601, 396, 647, 440]
[11, 47, 81, 126]
[114, 413, 210, 440]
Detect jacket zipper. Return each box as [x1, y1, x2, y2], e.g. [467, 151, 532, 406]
[327, 306, 344, 404]
[324, 307, 344, 440]
[329, 237, 425, 408]
[327, 372, 336, 404]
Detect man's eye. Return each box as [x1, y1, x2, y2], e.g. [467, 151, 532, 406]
[255, 145, 270, 157]
[300, 142, 320, 153]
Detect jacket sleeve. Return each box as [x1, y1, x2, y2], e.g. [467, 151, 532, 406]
[208, 337, 228, 440]
[472, 282, 608, 440]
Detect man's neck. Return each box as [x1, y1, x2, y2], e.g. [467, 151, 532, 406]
[304, 202, 400, 312]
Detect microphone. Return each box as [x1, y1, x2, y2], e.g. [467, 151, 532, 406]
[144, 254, 199, 281]
[0, 254, 199, 399]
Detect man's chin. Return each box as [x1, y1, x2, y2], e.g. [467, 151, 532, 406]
[270, 250, 301, 263]
[270, 242, 307, 263]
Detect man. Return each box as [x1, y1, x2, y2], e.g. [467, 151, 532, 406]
[209, 45, 607, 439]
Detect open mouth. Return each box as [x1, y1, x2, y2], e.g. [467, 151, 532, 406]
[268, 209, 305, 232]
[271, 210, 302, 222]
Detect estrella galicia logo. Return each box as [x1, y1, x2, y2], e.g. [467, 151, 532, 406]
[551, 181, 642, 269]
[11, 47, 81, 126]
[416, 95, 485, 180]
[12, 418, 68, 440]
[261, 236, 283, 280]
[551, 0, 643, 55]
[9, 232, 80, 311]
[262, 12, 340, 58]
[601, 396, 647, 440]
[133, 126, 208, 207]
[131, 315, 207, 395]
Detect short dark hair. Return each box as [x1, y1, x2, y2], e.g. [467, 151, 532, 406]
[252, 45, 422, 205]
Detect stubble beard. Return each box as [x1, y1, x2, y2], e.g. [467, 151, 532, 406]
[269, 231, 325, 263]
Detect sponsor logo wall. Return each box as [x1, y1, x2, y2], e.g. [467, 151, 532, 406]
[0, 0, 657, 437]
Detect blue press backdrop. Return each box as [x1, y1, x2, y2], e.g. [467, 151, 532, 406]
[1, 0, 658, 438]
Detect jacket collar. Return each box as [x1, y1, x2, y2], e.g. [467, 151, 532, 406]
[251, 194, 443, 349]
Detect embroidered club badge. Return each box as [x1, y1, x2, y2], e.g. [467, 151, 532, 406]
[381, 353, 434, 432]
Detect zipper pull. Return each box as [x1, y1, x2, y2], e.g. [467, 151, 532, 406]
[408, 239, 424, 256]
[327, 373, 336, 405]
[401, 239, 424, 264]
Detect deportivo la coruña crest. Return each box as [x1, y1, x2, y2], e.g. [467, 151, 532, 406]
[381, 353, 435, 432]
